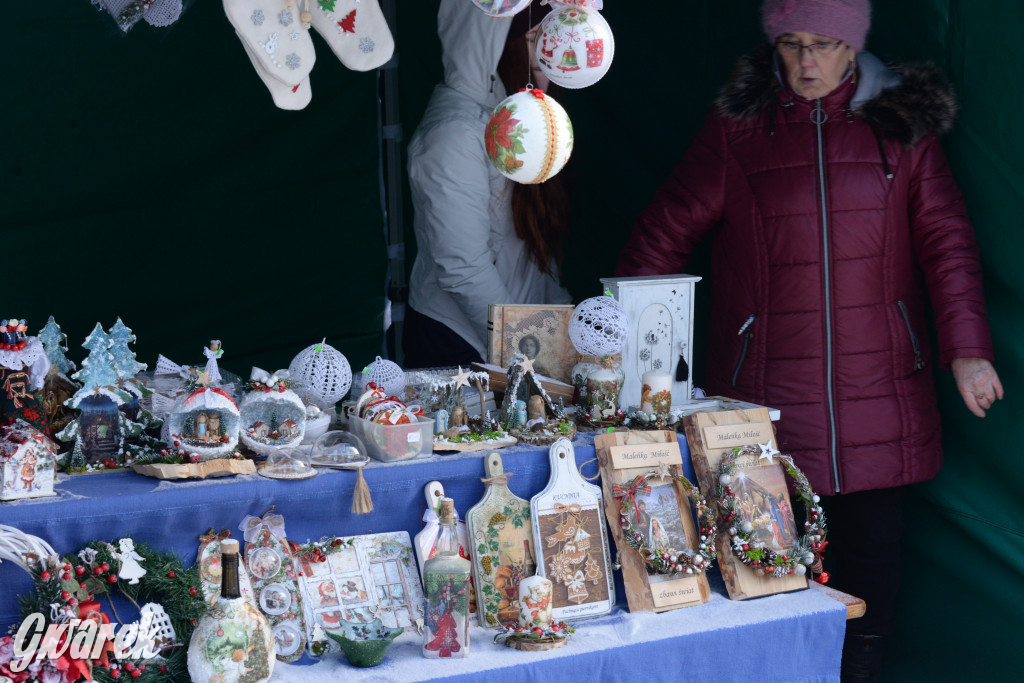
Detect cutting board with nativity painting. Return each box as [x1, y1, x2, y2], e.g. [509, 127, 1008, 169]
[241, 512, 307, 662]
[466, 452, 535, 627]
[531, 437, 615, 621]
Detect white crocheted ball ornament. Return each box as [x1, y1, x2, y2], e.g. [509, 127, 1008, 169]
[569, 295, 629, 355]
[288, 340, 352, 409]
[535, 4, 615, 89]
[363, 356, 405, 399]
[470, 0, 532, 18]
[485, 89, 573, 184]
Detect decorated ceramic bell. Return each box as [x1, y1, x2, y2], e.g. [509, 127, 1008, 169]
[535, 3, 615, 89]
[485, 89, 573, 184]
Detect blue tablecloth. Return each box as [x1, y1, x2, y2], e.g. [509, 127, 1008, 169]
[0, 433, 845, 681]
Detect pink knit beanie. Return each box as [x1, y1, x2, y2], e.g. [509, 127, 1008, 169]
[762, 0, 871, 51]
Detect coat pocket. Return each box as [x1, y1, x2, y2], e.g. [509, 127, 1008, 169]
[896, 300, 925, 376]
[731, 314, 756, 389]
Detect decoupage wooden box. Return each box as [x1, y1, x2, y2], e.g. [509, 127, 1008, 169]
[600, 275, 701, 412]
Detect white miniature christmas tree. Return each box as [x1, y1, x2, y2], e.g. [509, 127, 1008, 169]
[37, 316, 77, 378]
[108, 318, 147, 382]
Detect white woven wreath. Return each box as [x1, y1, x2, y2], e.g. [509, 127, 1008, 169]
[568, 295, 629, 356]
[289, 340, 352, 409]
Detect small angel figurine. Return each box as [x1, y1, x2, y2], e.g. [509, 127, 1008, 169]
[114, 538, 147, 585]
[203, 340, 223, 384]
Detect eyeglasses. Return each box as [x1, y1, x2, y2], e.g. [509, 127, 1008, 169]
[775, 40, 844, 58]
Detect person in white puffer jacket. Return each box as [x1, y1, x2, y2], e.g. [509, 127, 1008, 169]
[404, 0, 572, 368]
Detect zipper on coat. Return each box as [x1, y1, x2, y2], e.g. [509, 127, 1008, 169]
[732, 314, 756, 388]
[896, 300, 925, 372]
[813, 99, 841, 494]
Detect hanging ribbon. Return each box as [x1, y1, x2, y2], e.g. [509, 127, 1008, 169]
[481, 472, 513, 487]
[552, 502, 583, 516]
[612, 476, 652, 523]
[199, 528, 232, 544]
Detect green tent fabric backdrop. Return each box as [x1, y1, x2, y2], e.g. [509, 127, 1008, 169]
[6, 1, 1020, 678]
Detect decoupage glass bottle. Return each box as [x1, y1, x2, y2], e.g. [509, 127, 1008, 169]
[422, 497, 472, 658]
[188, 539, 275, 683]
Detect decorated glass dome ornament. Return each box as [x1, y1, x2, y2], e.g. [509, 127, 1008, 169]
[568, 295, 628, 413]
[535, 2, 615, 89]
[288, 339, 352, 410]
[470, 0, 533, 18]
[239, 368, 307, 457]
[485, 88, 573, 184]
[162, 387, 241, 461]
[361, 356, 405, 400]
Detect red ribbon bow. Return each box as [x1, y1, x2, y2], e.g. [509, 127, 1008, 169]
[613, 477, 652, 523]
[199, 528, 232, 543]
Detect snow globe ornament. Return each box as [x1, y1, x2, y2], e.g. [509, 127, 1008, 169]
[535, 3, 615, 89]
[309, 431, 369, 469]
[239, 369, 306, 456]
[568, 296, 628, 412]
[288, 339, 352, 409]
[164, 387, 241, 461]
[361, 356, 405, 401]
[258, 447, 316, 480]
[485, 89, 573, 184]
[470, 0, 532, 18]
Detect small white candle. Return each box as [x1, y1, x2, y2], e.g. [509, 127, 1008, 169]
[641, 370, 673, 414]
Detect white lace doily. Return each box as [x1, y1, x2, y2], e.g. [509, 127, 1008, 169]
[91, 0, 182, 32]
[0, 337, 50, 391]
[288, 340, 352, 409]
[568, 295, 629, 356]
[363, 356, 405, 399]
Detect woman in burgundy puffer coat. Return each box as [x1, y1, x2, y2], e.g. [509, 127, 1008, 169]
[616, 1, 1002, 679]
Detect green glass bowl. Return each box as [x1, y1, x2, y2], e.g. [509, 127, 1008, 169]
[325, 617, 404, 668]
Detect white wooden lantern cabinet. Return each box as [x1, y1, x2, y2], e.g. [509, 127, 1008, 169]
[600, 275, 701, 412]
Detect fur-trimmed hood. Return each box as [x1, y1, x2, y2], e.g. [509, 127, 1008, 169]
[715, 44, 958, 146]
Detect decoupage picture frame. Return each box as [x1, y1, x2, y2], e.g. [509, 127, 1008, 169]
[683, 408, 808, 600]
[594, 430, 711, 613]
[487, 304, 578, 383]
[296, 531, 425, 657]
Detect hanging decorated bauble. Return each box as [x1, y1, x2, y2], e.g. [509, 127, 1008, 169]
[535, 3, 615, 89]
[470, 0, 533, 18]
[485, 89, 573, 184]
[288, 339, 352, 409]
[569, 295, 628, 356]
[361, 356, 405, 400]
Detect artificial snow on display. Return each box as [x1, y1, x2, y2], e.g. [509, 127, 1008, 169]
[568, 295, 628, 356]
[289, 340, 352, 409]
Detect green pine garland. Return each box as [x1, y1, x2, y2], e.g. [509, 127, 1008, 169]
[16, 539, 205, 683]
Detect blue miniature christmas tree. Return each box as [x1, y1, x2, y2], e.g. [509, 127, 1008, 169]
[68, 324, 121, 407]
[108, 317, 147, 382]
[37, 316, 77, 377]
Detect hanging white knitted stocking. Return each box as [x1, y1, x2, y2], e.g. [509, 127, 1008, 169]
[224, 0, 316, 86]
[307, 0, 394, 72]
[238, 33, 313, 110]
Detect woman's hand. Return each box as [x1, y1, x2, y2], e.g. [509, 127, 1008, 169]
[951, 357, 1004, 417]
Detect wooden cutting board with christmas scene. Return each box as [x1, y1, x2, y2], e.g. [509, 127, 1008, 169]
[531, 437, 615, 621]
[241, 512, 308, 662]
[466, 452, 535, 627]
[414, 481, 477, 614]
[197, 528, 259, 611]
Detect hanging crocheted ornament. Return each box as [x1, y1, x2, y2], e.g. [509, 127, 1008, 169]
[362, 356, 405, 399]
[470, 0, 532, 18]
[568, 295, 628, 356]
[485, 89, 573, 184]
[535, 3, 615, 89]
[288, 340, 352, 409]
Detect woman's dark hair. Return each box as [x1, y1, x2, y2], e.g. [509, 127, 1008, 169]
[496, 30, 573, 278]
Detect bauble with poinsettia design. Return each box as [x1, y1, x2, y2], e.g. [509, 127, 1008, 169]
[485, 89, 573, 184]
[535, 3, 615, 89]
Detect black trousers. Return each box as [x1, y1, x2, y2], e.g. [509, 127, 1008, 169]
[824, 487, 906, 638]
[402, 306, 484, 370]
